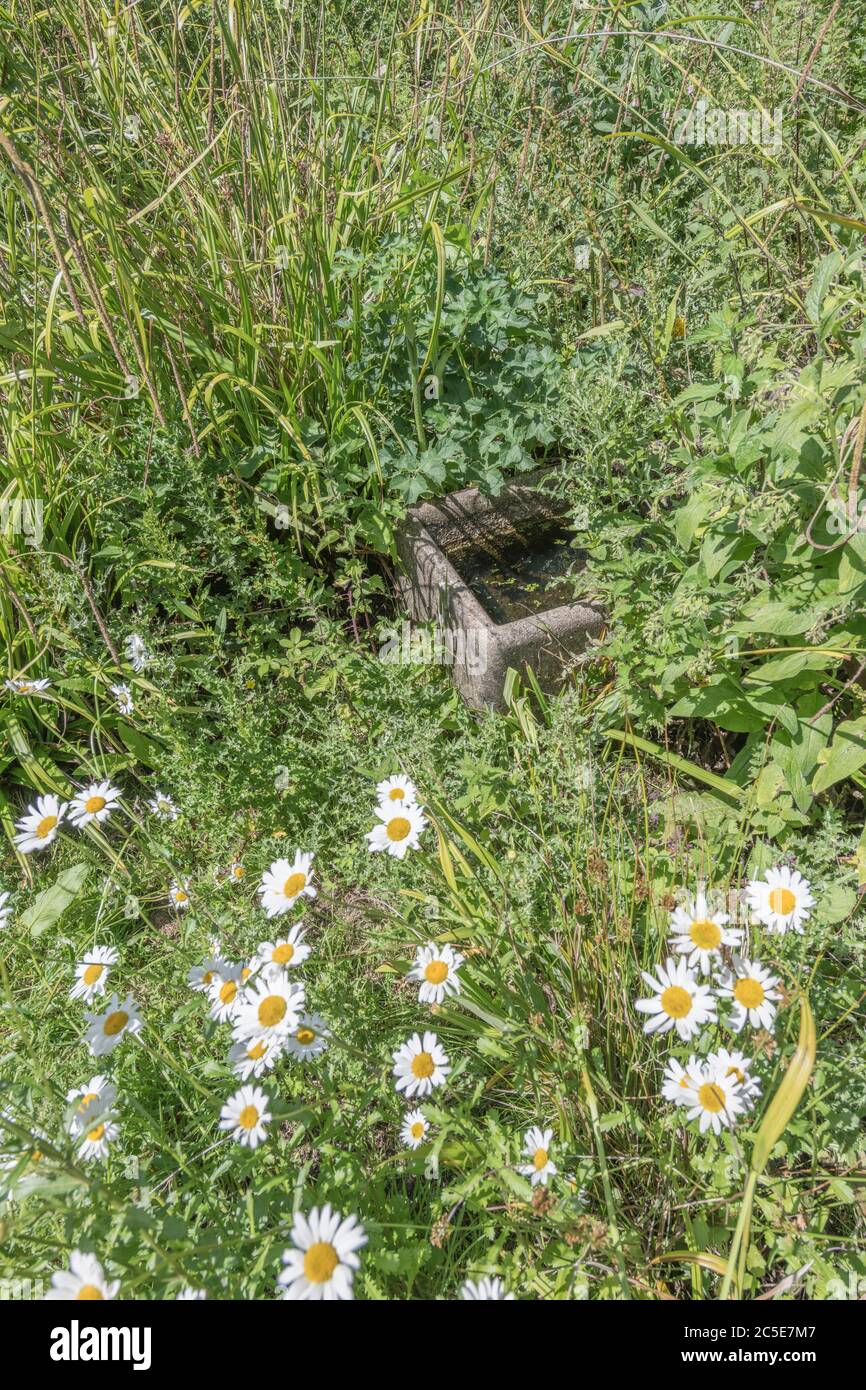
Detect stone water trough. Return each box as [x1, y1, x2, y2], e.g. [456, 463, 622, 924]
[395, 477, 605, 710]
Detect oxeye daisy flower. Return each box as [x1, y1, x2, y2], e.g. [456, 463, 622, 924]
[149, 790, 179, 820]
[392, 1031, 450, 1098]
[376, 774, 419, 806]
[717, 957, 781, 1032]
[68, 781, 121, 829]
[65, 1076, 116, 1137]
[169, 881, 191, 911]
[259, 852, 316, 917]
[229, 1035, 285, 1081]
[681, 1064, 745, 1135]
[746, 865, 813, 935]
[635, 958, 717, 1041]
[69, 945, 119, 1003]
[366, 801, 427, 859]
[228, 861, 246, 883]
[13, 794, 67, 854]
[187, 955, 226, 993]
[231, 972, 304, 1045]
[277, 1204, 367, 1301]
[85, 994, 143, 1056]
[110, 683, 134, 715]
[207, 964, 245, 1023]
[661, 1055, 702, 1106]
[400, 1109, 429, 1149]
[518, 1125, 557, 1186]
[219, 1085, 272, 1149]
[253, 922, 310, 977]
[44, 1250, 119, 1301]
[667, 891, 742, 974]
[0, 890, 12, 929]
[77, 1113, 120, 1162]
[285, 1013, 330, 1061]
[461, 1276, 515, 1300]
[5, 677, 51, 696]
[407, 941, 464, 1004]
[124, 632, 152, 672]
[708, 1047, 762, 1110]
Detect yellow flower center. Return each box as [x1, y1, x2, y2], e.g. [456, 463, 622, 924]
[424, 960, 448, 985]
[533, 1147, 549, 1170]
[36, 815, 57, 838]
[283, 872, 306, 898]
[241, 967, 252, 980]
[85, 795, 106, 814]
[272, 943, 295, 964]
[78, 1093, 98, 1110]
[258, 994, 287, 1028]
[698, 1082, 726, 1114]
[660, 985, 692, 1019]
[201, 970, 214, 986]
[219, 981, 237, 1005]
[733, 977, 765, 1009]
[76, 1285, 104, 1300]
[238, 1105, 259, 1130]
[232, 865, 245, 878]
[296, 1027, 315, 1045]
[410, 1121, 425, 1140]
[689, 918, 721, 950]
[86, 1124, 106, 1143]
[83, 963, 104, 986]
[768, 886, 796, 915]
[247, 1042, 267, 1060]
[386, 816, 411, 842]
[303, 1242, 339, 1284]
[388, 787, 405, 801]
[102, 1010, 128, 1036]
[174, 890, 188, 903]
[726, 1066, 746, 1085]
[411, 1050, 435, 1079]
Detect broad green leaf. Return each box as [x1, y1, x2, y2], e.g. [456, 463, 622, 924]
[812, 718, 866, 793]
[21, 863, 89, 938]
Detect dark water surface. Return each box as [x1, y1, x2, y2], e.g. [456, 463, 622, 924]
[446, 522, 585, 623]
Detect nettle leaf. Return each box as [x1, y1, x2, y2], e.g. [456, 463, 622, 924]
[812, 718, 866, 794]
[21, 863, 89, 938]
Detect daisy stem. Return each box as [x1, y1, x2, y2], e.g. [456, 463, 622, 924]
[719, 1168, 757, 1299]
[581, 1066, 631, 1300]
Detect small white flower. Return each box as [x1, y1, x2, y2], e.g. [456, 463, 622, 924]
[667, 891, 742, 974]
[69, 946, 119, 1003]
[207, 964, 245, 1023]
[635, 957, 717, 1041]
[717, 957, 781, 1032]
[84, 993, 143, 1056]
[681, 1063, 745, 1136]
[44, 1250, 119, 1301]
[518, 1125, 557, 1187]
[746, 865, 813, 935]
[177, 1287, 207, 1300]
[66, 1075, 117, 1137]
[124, 633, 152, 672]
[5, 677, 51, 696]
[259, 852, 316, 917]
[169, 881, 191, 911]
[228, 1034, 285, 1081]
[277, 1204, 367, 1301]
[231, 972, 304, 1046]
[707, 1047, 762, 1110]
[0, 890, 12, 929]
[187, 955, 227, 993]
[376, 774, 419, 806]
[366, 801, 427, 859]
[13, 794, 67, 854]
[148, 791, 179, 820]
[228, 861, 246, 883]
[400, 1109, 429, 1149]
[461, 1276, 515, 1300]
[77, 1113, 120, 1161]
[110, 683, 134, 715]
[407, 941, 464, 1004]
[252, 922, 310, 977]
[392, 1030, 450, 1098]
[661, 1054, 702, 1106]
[219, 1085, 272, 1149]
[68, 781, 122, 829]
[285, 1013, 330, 1061]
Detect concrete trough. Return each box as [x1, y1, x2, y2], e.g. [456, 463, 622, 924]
[395, 478, 605, 710]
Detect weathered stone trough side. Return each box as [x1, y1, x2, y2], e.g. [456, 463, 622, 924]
[395, 479, 606, 710]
